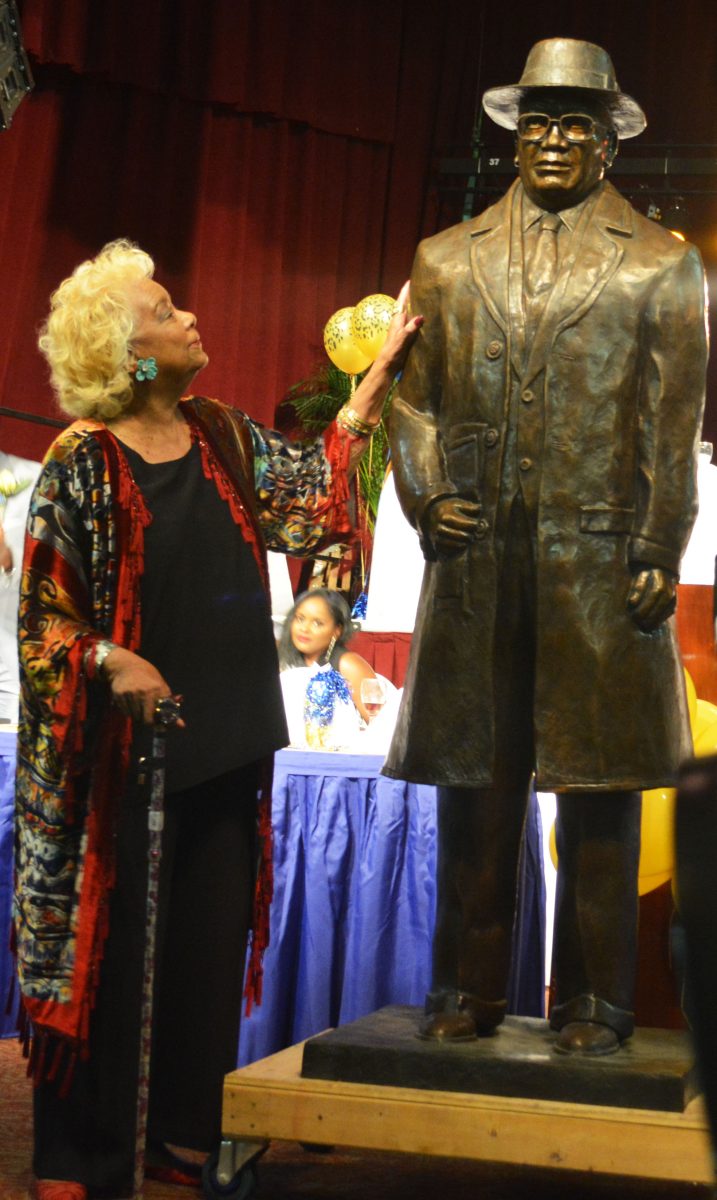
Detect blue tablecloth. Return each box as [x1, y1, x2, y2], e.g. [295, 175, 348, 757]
[237, 749, 545, 1065]
[1, 742, 545, 1055]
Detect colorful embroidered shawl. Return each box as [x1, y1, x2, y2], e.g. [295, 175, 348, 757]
[14, 396, 353, 1077]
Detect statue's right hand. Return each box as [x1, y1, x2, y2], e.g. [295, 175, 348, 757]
[101, 646, 185, 726]
[425, 497, 481, 557]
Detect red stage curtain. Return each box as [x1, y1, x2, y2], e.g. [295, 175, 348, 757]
[20, 0, 403, 141]
[0, 1, 485, 460]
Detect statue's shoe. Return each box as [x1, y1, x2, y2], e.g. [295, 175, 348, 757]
[417, 1010, 478, 1041]
[553, 1020, 620, 1056]
[417, 990, 505, 1041]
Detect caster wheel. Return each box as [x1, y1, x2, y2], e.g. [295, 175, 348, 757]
[201, 1154, 257, 1200]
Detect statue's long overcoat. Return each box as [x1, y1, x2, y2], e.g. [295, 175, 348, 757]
[383, 180, 708, 792]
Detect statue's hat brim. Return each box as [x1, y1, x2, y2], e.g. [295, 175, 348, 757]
[482, 38, 646, 139]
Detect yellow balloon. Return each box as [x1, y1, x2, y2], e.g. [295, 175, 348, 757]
[351, 293, 397, 362]
[639, 786, 675, 894]
[693, 716, 717, 758]
[323, 307, 372, 375]
[684, 667, 698, 728]
[693, 698, 717, 748]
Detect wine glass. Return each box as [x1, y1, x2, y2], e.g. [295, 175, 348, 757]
[360, 677, 387, 722]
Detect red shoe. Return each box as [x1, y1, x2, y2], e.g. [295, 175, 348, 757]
[33, 1182, 87, 1200]
[144, 1163, 202, 1188]
[145, 1142, 203, 1188]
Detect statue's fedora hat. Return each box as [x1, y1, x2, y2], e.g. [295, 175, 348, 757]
[483, 38, 646, 139]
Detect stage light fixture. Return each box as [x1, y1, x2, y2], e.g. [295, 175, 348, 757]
[0, 0, 33, 131]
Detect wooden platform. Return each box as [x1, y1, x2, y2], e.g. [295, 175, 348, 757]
[222, 1041, 715, 1185]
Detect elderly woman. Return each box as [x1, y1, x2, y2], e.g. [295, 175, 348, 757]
[14, 240, 420, 1200]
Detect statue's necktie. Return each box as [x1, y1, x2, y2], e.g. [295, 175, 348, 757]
[526, 211, 562, 299]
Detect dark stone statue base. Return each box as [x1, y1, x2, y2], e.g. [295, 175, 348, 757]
[301, 1006, 697, 1113]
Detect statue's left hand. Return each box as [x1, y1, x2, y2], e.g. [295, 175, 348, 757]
[626, 567, 678, 632]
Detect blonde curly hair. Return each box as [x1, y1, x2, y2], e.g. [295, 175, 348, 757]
[38, 239, 155, 420]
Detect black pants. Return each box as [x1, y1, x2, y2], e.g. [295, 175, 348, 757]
[432, 495, 641, 1034]
[33, 764, 258, 1196]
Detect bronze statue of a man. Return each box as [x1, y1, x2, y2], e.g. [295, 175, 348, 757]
[383, 38, 708, 1055]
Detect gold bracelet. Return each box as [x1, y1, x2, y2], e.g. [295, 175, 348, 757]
[336, 404, 381, 438]
[337, 405, 375, 435]
[337, 416, 371, 438]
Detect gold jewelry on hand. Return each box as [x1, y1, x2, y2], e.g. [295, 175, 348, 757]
[336, 404, 381, 438]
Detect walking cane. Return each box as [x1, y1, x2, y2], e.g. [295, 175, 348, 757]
[133, 694, 183, 1200]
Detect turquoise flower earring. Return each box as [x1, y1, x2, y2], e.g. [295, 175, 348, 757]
[135, 356, 158, 382]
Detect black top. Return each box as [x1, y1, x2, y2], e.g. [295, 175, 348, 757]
[121, 440, 288, 794]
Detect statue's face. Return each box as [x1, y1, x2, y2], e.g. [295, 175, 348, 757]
[516, 88, 615, 210]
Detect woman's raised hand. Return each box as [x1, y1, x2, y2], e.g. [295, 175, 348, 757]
[347, 282, 424, 436]
[373, 281, 424, 374]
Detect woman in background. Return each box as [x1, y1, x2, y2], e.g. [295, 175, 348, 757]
[277, 587, 376, 747]
[278, 588, 401, 750]
[279, 588, 377, 717]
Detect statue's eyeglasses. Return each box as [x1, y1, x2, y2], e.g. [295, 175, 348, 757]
[516, 113, 602, 143]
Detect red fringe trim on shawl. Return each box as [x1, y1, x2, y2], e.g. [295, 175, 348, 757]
[243, 757, 274, 1016]
[18, 427, 150, 1080]
[187, 408, 274, 1008]
[180, 403, 357, 1010]
[19, 1003, 81, 1096]
[320, 424, 354, 545]
[192, 421, 270, 592]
